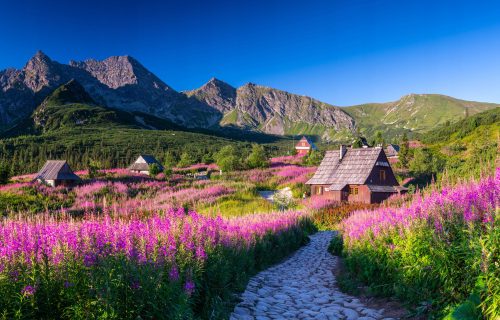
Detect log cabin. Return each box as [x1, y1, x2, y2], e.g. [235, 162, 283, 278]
[295, 136, 317, 155]
[306, 145, 407, 204]
[35, 160, 81, 187]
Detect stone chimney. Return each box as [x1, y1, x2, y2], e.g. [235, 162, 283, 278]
[339, 145, 347, 160]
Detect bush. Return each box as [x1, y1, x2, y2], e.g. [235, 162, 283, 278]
[328, 233, 343, 256]
[148, 163, 162, 177]
[312, 203, 378, 230]
[246, 144, 268, 169]
[214, 146, 241, 173]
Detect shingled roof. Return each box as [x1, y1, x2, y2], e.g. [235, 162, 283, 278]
[128, 155, 163, 172]
[35, 160, 80, 181]
[306, 147, 383, 189]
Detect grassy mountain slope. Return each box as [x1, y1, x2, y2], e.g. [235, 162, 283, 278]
[344, 94, 500, 141]
[0, 81, 293, 175]
[420, 107, 499, 180]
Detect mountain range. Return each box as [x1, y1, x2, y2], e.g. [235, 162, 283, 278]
[1, 51, 499, 141]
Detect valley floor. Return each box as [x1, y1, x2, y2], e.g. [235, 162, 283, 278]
[230, 231, 397, 320]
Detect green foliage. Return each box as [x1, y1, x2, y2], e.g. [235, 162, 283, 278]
[422, 107, 500, 144]
[345, 95, 499, 142]
[399, 132, 409, 168]
[214, 145, 241, 173]
[302, 150, 323, 166]
[341, 212, 499, 318]
[246, 144, 268, 169]
[373, 130, 384, 147]
[148, 163, 162, 177]
[87, 159, 101, 179]
[177, 152, 195, 168]
[328, 233, 343, 256]
[409, 148, 445, 178]
[201, 153, 214, 164]
[163, 151, 178, 169]
[312, 203, 378, 230]
[0, 164, 10, 185]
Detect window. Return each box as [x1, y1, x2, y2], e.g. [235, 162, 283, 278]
[380, 170, 386, 181]
[316, 186, 323, 195]
[349, 186, 358, 195]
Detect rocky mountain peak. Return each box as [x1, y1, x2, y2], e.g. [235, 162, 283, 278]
[22, 50, 62, 92]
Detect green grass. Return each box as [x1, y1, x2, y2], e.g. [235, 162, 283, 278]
[344, 94, 499, 141]
[198, 190, 275, 217]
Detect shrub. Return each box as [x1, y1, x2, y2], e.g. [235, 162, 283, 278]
[246, 144, 269, 169]
[328, 233, 343, 256]
[214, 146, 241, 173]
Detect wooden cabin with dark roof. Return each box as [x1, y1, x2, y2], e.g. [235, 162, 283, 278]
[128, 155, 164, 175]
[306, 145, 406, 204]
[295, 136, 317, 155]
[35, 160, 81, 187]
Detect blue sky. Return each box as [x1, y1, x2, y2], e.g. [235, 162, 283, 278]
[1, 0, 500, 105]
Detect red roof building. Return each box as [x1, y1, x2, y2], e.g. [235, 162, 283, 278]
[295, 136, 317, 155]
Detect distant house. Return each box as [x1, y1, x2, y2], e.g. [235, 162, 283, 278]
[35, 160, 81, 187]
[306, 145, 407, 204]
[295, 136, 317, 155]
[408, 140, 424, 148]
[385, 144, 400, 158]
[128, 155, 163, 175]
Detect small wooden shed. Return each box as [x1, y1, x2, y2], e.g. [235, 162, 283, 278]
[128, 155, 163, 175]
[306, 145, 406, 204]
[295, 136, 317, 155]
[35, 160, 81, 187]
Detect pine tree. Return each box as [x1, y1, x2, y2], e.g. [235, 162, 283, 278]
[399, 132, 410, 168]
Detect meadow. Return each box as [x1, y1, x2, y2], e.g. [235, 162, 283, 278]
[335, 172, 499, 319]
[0, 151, 498, 319]
[0, 155, 319, 319]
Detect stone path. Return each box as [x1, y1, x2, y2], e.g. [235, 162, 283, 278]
[230, 231, 396, 320]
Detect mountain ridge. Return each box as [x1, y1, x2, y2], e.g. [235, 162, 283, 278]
[1, 51, 499, 142]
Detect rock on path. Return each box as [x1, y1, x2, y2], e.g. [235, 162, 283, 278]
[230, 231, 396, 320]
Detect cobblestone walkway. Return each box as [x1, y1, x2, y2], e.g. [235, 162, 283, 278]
[230, 231, 396, 320]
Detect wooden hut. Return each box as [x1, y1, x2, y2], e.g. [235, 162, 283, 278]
[35, 160, 81, 187]
[128, 155, 163, 175]
[295, 136, 317, 155]
[385, 144, 400, 158]
[306, 145, 406, 204]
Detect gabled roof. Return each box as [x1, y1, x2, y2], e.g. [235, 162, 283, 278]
[387, 144, 400, 152]
[295, 136, 317, 150]
[35, 160, 80, 181]
[305, 150, 340, 185]
[306, 147, 383, 188]
[128, 155, 163, 171]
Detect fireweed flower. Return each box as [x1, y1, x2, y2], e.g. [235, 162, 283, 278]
[21, 285, 36, 296]
[184, 280, 195, 296]
[169, 265, 180, 282]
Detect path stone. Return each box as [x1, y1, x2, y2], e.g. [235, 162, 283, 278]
[230, 231, 397, 320]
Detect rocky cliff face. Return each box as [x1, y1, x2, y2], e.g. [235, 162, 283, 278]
[0, 51, 221, 131]
[187, 79, 356, 137]
[0, 51, 355, 137]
